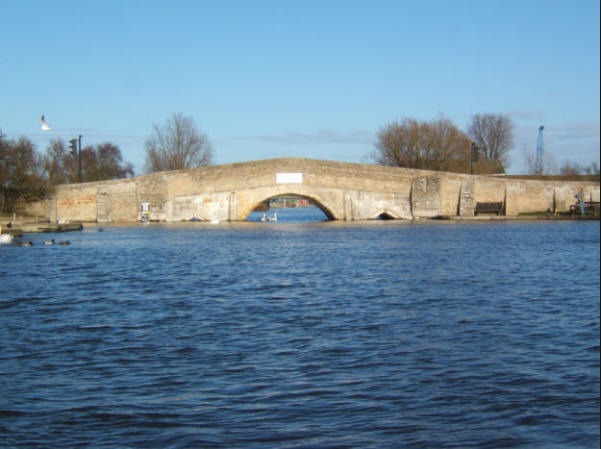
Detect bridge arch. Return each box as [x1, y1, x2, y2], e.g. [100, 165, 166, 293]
[241, 191, 336, 221]
[375, 210, 399, 220]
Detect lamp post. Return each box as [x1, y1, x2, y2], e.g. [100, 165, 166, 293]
[470, 142, 480, 175]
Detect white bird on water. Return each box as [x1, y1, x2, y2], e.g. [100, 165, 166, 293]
[0, 225, 14, 245]
[40, 114, 52, 131]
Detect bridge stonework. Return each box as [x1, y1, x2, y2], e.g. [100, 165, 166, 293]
[28, 158, 600, 223]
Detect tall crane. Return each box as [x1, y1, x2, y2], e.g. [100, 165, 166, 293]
[535, 125, 544, 175]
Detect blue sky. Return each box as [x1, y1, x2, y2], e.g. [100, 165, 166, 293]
[1, 0, 599, 174]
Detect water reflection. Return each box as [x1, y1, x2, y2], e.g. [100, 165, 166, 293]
[247, 206, 328, 222]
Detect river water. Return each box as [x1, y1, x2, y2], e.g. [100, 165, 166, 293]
[1, 212, 599, 448]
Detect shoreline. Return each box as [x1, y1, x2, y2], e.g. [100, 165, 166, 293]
[1, 212, 598, 235]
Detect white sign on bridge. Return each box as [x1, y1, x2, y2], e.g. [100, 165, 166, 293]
[276, 173, 303, 184]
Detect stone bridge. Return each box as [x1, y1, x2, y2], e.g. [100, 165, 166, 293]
[31, 158, 600, 223]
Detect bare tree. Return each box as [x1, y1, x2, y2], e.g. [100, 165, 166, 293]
[585, 162, 600, 175]
[0, 135, 48, 213]
[559, 160, 600, 176]
[423, 117, 472, 172]
[144, 113, 213, 173]
[371, 116, 471, 173]
[372, 118, 423, 168]
[43, 139, 70, 186]
[467, 113, 514, 170]
[43, 140, 134, 184]
[81, 143, 134, 182]
[559, 160, 582, 175]
[522, 144, 557, 175]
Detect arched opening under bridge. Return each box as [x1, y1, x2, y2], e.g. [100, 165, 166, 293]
[246, 194, 333, 223]
[375, 211, 397, 220]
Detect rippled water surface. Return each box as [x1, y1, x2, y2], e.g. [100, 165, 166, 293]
[1, 217, 599, 448]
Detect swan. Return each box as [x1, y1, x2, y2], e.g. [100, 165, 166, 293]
[0, 225, 14, 245]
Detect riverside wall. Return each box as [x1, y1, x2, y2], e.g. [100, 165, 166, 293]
[25, 158, 600, 223]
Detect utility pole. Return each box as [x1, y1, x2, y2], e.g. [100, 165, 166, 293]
[69, 135, 84, 182]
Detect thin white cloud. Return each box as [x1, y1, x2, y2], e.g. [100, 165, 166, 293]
[235, 128, 375, 146]
[548, 122, 600, 141]
[507, 109, 546, 122]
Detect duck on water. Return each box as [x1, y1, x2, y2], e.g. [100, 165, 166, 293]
[13, 240, 70, 247]
[2, 223, 76, 247]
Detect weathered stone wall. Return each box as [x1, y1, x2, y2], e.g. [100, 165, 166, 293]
[412, 176, 442, 217]
[457, 179, 475, 217]
[56, 183, 99, 223]
[505, 180, 554, 216]
[98, 180, 138, 222]
[25, 158, 600, 222]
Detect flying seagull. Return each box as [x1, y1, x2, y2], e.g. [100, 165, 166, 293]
[40, 114, 52, 131]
